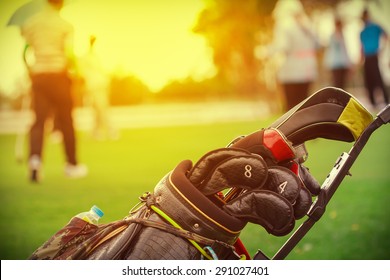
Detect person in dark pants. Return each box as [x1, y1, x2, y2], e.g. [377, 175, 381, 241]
[270, 1, 320, 111]
[21, 0, 87, 182]
[360, 9, 389, 109]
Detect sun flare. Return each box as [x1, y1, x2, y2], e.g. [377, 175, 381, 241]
[0, 0, 216, 94]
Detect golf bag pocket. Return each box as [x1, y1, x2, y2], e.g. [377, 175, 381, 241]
[28, 215, 131, 260]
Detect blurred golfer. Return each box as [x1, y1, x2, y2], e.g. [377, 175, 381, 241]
[360, 8, 389, 109]
[269, 0, 320, 111]
[324, 17, 352, 89]
[79, 35, 118, 141]
[21, 0, 88, 182]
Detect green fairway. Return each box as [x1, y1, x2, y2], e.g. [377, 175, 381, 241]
[0, 117, 389, 260]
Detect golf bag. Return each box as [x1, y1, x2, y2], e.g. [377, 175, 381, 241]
[31, 129, 318, 260]
[29, 87, 377, 260]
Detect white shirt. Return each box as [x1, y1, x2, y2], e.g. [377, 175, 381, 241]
[79, 50, 108, 91]
[324, 31, 351, 70]
[21, 5, 74, 74]
[272, 18, 319, 83]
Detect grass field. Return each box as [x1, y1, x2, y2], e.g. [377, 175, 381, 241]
[0, 115, 389, 260]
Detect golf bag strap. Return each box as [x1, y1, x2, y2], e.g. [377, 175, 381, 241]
[84, 208, 234, 260]
[146, 203, 239, 260]
[126, 216, 235, 252]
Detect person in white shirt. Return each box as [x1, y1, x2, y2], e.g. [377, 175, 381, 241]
[269, 0, 320, 111]
[78, 36, 118, 140]
[324, 17, 352, 89]
[21, 0, 87, 182]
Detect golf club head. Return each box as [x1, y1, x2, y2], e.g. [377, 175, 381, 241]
[270, 87, 373, 146]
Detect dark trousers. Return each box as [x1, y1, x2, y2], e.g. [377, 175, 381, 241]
[282, 82, 310, 111]
[332, 68, 349, 89]
[29, 72, 77, 165]
[363, 54, 389, 106]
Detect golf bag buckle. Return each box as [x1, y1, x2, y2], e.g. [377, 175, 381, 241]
[129, 192, 152, 214]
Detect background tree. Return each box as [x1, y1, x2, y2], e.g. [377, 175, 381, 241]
[192, 0, 351, 101]
[193, 0, 278, 98]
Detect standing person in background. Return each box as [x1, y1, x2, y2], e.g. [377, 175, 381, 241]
[324, 17, 352, 89]
[21, 0, 88, 182]
[79, 35, 118, 141]
[359, 8, 389, 109]
[270, 0, 320, 111]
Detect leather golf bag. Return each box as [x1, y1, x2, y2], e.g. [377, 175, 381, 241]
[29, 87, 373, 260]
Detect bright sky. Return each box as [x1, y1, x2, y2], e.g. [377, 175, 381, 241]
[1, 0, 389, 97]
[0, 0, 216, 95]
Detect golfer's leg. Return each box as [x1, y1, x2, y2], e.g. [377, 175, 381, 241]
[29, 75, 50, 159]
[364, 56, 377, 106]
[54, 74, 77, 165]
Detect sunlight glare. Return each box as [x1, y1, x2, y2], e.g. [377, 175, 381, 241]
[0, 0, 216, 95]
[62, 0, 216, 92]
